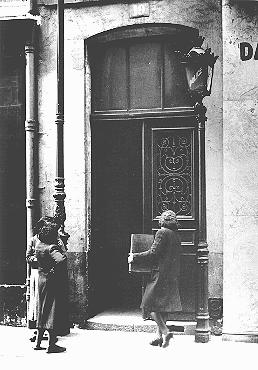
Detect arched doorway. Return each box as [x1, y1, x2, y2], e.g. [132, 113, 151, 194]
[87, 24, 202, 321]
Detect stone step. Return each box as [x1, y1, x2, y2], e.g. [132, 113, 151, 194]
[85, 309, 196, 335]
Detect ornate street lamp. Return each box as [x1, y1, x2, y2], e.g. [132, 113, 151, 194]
[179, 43, 218, 343]
[181, 46, 218, 102]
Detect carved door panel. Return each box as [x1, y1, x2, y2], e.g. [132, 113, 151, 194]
[143, 117, 199, 320]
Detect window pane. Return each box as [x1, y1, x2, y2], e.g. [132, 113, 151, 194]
[129, 42, 161, 109]
[92, 45, 127, 111]
[164, 45, 192, 107]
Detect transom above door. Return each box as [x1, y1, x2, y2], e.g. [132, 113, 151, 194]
[88, 23, 201, 116]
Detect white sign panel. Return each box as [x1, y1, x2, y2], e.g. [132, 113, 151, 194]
[0, 0, 31, 18]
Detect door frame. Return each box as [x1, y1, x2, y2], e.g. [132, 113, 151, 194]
[89, 109, 210, 340]
[87, 23, 210, 341]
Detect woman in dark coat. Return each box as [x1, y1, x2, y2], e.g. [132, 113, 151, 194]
[34, 218, 69, 353]
[128, 210, 182, 348]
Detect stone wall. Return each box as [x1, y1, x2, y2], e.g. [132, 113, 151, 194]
[0, 286, 27, 326]
[223, 0, 258, 338]
[37, 0, 223, 322]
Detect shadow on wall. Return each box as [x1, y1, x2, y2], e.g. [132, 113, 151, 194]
[228, 0, 258, 21]
[209, 297, 223, 336]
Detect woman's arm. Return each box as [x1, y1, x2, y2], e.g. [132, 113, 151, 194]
[49, 245, 67, 264]
[48, 244, 67, 275]
[26, 237, 38, 268]
[132, 229, 166, 264]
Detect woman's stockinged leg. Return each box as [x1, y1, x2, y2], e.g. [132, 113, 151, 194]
[151, 312, 168, 335]
[34, 329, 45, 350]
[47, 330, 66, 354]
[151, 312, 174, 348]
[48, 329, 56, 347]
[148, 312, 168, 347]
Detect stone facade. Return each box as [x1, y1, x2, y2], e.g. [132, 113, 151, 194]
[223, 0, 258, 340]
[35, 0, 223, 325]
[0, 0, 257, 342]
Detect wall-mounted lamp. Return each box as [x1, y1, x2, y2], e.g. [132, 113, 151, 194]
[179, 46, 218, 102]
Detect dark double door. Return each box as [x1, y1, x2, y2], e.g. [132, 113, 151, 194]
[90, 117, 198, 319]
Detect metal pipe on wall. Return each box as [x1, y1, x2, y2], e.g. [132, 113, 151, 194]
[195, 100, 210, 343]
[25, 25, 37, 302]
[53, 0, 69, 244]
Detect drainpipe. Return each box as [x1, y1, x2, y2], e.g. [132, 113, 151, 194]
[25, 22, 37, 304]
[195, 100, 210, 343]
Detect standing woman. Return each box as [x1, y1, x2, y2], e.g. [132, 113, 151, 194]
[34, 218, 69, 353]
[26, 217, 54, 337]
[128, 210, 182, 348]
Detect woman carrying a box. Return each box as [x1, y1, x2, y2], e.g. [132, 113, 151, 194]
[128, 210, 182, 348]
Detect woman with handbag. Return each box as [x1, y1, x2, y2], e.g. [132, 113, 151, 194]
[33, 217, 69, 353]
[128, 210, 182, 348]
[26, 217, 54, 340]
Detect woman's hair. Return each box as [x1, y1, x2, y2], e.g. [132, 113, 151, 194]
[37, 220, 60, 244]
[33, 215, 61, 236]
[159, 210, 179, 229]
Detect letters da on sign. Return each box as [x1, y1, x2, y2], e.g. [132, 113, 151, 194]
[240, 42, 258, 61]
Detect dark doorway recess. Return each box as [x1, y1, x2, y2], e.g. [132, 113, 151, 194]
[89, 120, 143, 314]
[0, 21, 26, 284]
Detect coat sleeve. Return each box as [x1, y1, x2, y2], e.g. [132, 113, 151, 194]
[48, 244, 67, 275]
[26, 237, 38, 268]
[49, 244, 67, 265]
[133, 229, 166, 264]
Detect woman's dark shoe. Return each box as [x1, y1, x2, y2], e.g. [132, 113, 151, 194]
[162, 332, 174, 348]
[34, 346, 46, 350]
[30, 335, 36, 342]
[149, 337, 163, 347]
[47, 344, 66, 354]
[29, 330, 37, 342]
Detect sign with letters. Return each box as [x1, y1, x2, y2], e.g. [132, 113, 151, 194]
[239, 42, 258, 61]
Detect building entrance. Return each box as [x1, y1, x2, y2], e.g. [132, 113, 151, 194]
[87, 24, 202, 320]
[89, 116, 198, 320]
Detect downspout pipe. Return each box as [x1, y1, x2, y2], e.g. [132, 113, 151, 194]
[25, 22, 38, 305]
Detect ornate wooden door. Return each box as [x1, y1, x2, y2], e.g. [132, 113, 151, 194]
[143, 116, 198, 320]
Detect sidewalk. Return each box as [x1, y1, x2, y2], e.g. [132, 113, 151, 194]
[0, 325, 256, 370]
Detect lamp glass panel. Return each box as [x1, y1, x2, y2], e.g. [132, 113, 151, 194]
[186, 65, 207, 94]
